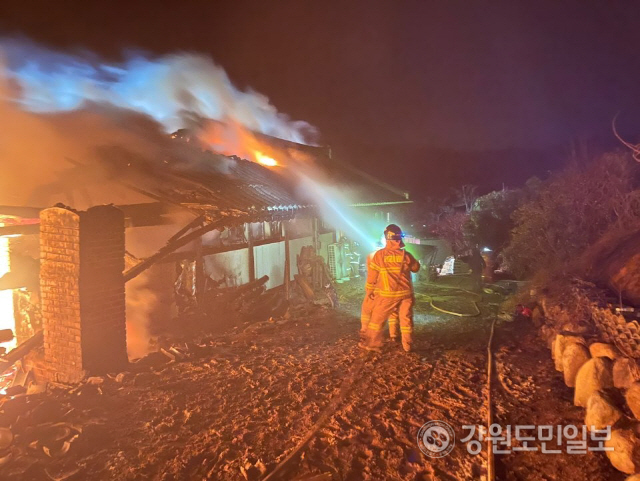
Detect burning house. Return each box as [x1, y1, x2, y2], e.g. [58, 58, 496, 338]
[0, 131, 411, 384]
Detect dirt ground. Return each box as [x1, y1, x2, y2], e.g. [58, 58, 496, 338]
[0, 277, 624, 480]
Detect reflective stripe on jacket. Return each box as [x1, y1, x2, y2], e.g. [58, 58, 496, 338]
[366, 244, 420, 299]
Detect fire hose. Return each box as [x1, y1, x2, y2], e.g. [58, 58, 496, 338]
[262, 354, 366, 480]
[425, 289, 482, 317]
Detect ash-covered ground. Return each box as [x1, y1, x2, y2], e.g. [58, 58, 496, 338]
[1, 278, 622, 480]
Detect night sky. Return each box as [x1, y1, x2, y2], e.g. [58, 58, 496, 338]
[4, 0, 640, 198]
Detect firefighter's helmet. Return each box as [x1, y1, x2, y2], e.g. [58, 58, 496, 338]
[384, 224, 403, 241]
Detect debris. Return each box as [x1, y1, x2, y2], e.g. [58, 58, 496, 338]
[0, 330, 14, 344]
[295, 274, 315, 301]
[160, 348, 178, 362]
[114, 372, 131, 383]
[240, 458, 266, 480]
[135, 351, 169, 369]
[28, 399, 64, 425]
[85, 377, 104, 386]
[5, 385, 27, 397]
[0, 331, 44, 372]
[76, 423, 111, 451]
[0, 427, 13, 450]
[26, 383, 47, 396]
[133, 372, 157, 387]
[43, 439, 74, 458]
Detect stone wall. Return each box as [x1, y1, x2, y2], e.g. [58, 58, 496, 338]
[40, 205, 127, 383]
[541, 298, 640, 475]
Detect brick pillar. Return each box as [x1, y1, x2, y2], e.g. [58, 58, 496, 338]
[41, 205, 127, 383]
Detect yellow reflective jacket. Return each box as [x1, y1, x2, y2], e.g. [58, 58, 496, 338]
[366, 243, 420, 299]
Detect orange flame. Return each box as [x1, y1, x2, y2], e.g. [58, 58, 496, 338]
[198, 120, 284, 168]
[254, 151, 278, 167]
[0, 233, 15, 351]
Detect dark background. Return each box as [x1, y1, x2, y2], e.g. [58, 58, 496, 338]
[4, 0, 640, 199]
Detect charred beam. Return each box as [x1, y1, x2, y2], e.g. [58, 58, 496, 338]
[0, 330, 44, 371]
[124, 217, 240, 282]
[0, 205, 43, 218]
[166, 215, 205, 244]
[0, 224, 40, 236]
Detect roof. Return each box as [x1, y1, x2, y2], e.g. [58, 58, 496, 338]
[118, 152, 311, 222]
[254, 134, 412, 207]
[109, 132, 411, 222]
[59, 131, 413, 223]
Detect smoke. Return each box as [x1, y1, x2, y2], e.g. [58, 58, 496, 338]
[124, 270, 157, 360]
[1, 37, 315, 143]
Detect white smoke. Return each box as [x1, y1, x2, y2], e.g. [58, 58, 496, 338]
[1, 37, 316, 143]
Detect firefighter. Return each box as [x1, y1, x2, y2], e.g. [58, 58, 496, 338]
[360, 247, 400, 340]
[360, 292, 400, 340]
[360, 224, 420, 352]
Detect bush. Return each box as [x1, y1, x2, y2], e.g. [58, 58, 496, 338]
[503, 153, 640, 278]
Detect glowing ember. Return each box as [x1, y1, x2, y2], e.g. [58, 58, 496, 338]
[255, 151, 278, 167]
[0, 235, 15, 351]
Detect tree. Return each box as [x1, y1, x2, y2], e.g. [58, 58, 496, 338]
[465, 188, 523, 251]
[432, 211, 469, 254]
[452, 184, 478, 213]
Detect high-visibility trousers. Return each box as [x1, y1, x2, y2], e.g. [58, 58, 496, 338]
[365, 296, 414, 349]
[360, 295, 399, 338]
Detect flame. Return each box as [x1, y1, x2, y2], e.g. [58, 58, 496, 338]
[0, 234, 15, 351]
[197, 120, 283, 167]
[254, 151, 278, 167]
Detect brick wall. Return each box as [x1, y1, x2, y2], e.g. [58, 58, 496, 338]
[40, 205, 127, 383]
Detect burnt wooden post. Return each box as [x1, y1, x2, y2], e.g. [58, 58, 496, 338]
[195, 237, 205, 305]
[247, 222, 256, 282]
[312, 217, 319, 255]
[283, 220, 291, 299]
